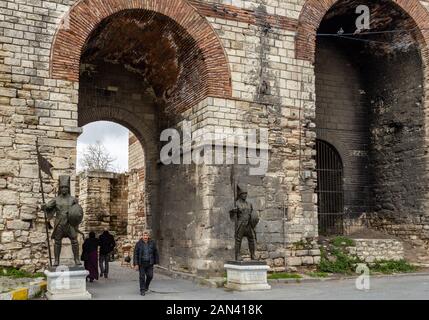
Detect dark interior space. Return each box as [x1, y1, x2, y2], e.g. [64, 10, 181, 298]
[315, 0, 425, 235]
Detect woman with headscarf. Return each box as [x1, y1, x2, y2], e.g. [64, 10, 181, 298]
[81, 231, 100, 282]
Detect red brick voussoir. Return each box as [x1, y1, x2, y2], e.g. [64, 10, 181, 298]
[295, 0, 429, 64]
[50, 0, 232, 114]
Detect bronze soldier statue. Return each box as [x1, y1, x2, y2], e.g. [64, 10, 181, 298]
[42, 176, 84, 267]
[229, 184, 260, 261]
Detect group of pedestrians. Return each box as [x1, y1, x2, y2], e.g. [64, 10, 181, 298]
[81, 229, 159, 296]
[81, 229, 116, 282]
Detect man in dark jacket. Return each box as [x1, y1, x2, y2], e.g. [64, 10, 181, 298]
[99, 229, 116, 278]
[133, 231, 159, 296]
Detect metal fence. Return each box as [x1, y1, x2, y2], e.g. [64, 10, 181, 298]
[315, 139, 345, 236]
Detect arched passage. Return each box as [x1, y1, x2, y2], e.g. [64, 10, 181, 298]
[48, 1, 235, 273]
[78, 60, 160, 240]
[311, 0, 428, 237]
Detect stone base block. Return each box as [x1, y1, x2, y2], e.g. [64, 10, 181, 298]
[44, 266, 91, 300]
[224, 261, 271, 291]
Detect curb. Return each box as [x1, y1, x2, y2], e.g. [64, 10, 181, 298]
[268, 272, 429, 285]
[155, 266, 225, 288]
[0, 280, 47, 300]
[155, 265, 429, 288]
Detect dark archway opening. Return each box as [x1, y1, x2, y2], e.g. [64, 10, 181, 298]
[315, 0, 425, 235]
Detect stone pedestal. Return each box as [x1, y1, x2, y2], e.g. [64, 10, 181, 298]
[44, 266, 91, 300]
[224, 261, 271, 291]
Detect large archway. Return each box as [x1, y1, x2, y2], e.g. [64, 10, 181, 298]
[311, 0, 428, 239]
[47, 1, 233, 273]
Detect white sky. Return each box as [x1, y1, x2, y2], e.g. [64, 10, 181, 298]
[77, 121, 129, 173]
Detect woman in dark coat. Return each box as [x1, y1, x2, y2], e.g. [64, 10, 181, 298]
[82, 231, 99, 282]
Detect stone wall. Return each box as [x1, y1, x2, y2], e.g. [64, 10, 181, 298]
[126, 169, 146, 241]
[311, 0, 429, 243]
[347, 239, 404, 263]
[1, 0, 429, 273]
[156, 95, 317, 274]
[76, 170, 145, 260]
[367, 47, 428, 245]
[109, 173, 128, 236]
[78, 171, 113, 234]
[128, 133, 145, 171]
[78, 171, 128, 236]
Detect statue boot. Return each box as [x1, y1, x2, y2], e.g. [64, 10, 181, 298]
[53, 243, 61, 267]
[249, 241, 256, 261]
[71, 241, 82, 266]
[235, 239, 242, 261]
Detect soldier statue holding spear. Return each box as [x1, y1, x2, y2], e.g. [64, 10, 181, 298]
[41, 175, 84, 267]
[229, 179, 260, 261]
[37, 139, 84, 267]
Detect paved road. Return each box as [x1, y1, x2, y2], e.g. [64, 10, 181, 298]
[87, 262, 429, 300]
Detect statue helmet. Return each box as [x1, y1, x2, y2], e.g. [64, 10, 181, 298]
[237, 184, 248, 196]
[68, 203, 84, 228]
[59, 175, 70, 189]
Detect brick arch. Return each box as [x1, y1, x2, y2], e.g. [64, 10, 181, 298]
[50, 0, 232, 112]
[295, 0, 429, 63]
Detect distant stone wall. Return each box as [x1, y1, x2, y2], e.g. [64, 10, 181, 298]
[347, 239, 404, 263]
[128, 132, 145, 171]
[76, 170, 144, 262]
[126, 169, 147, 241]
[78, 171, 129, 236]
[110, 174, 128, 236]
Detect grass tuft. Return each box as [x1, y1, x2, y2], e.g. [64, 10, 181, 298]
[306, 271, 329, 278]
[268, 272, 302, 280]
[0, 267, 45, 279]
[318, 247, 360, 275]
[370, 260, 417, 274]
[331, 236, 355, 248]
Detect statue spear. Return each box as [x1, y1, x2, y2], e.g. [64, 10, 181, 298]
[230, 164, 237, 226]
[36, 138, 53, 267]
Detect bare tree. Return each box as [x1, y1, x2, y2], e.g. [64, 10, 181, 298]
[79, 141, 117, 172]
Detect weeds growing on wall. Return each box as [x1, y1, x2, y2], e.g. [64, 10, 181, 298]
[317, 236, 417, 275]
[318, 247, 361, 275]
[370, 260, 417, 274]
[330, 236, 355, 248]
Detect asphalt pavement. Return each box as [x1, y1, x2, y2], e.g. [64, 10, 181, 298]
[87, 262, 429, 300]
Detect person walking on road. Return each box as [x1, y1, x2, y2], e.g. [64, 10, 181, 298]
[99, 229, 116, 279]
[133, 231, 159, 296]
[82, 231, 100, 282]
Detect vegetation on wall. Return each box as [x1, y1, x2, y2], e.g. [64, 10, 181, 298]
[318, 236, 417, 275]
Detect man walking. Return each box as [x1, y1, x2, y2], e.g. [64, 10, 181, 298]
[133, 231, 159, 296]
[99, 229, 116, 278]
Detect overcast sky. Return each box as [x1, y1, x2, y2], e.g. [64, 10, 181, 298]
[77, 121, 129, 173]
